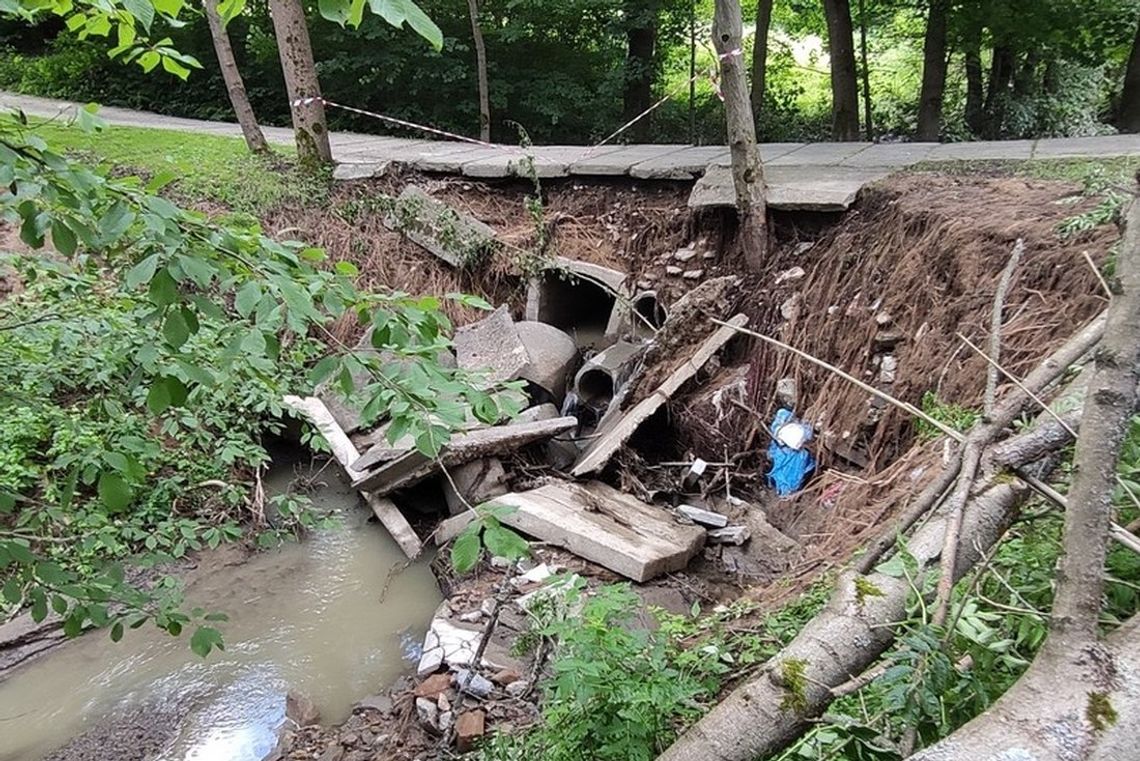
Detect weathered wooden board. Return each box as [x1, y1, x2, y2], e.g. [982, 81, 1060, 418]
[571, 314, 748, 476]
[493, 481, 706, 581]
[352, 416, 578, 495]
[283, 395, 423, 559]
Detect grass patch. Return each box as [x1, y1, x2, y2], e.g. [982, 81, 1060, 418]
[25, 121, 329, 215]
[908, 155, 1140, 186]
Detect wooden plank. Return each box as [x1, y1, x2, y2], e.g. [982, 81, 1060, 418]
[283, 395, 423, 559]
[571, 314, 748, 477]
[352, 416, 577, 495]
[493, 481, 705, 582]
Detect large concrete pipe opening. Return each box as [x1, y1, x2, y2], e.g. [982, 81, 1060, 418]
[530, 275, 615, 349]
[630, 291, 667, 338]
[572, 341, 643, 412]
[576, 368, 615, 406]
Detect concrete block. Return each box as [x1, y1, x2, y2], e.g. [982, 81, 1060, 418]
[442, 458, 509, 516]
[515, 320, 580, 404]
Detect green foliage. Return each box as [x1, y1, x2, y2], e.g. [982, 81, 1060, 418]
[1087, 691, 1118, 731]
[779, 658, 810, 713]
[450, 503, 529, 574]
[916, 391, 980, 440]
[1057, 164, 1132, 239]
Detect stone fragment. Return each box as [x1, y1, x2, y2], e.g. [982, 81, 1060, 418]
[510, 563, 553, 587]
[454, 305, 529, 385]
[675, 504, 729, 528]
[353, 694, 394, 715]
[415, 697, 440, 731]
[879, 355, 898, 384]
[781, 294, 801, 321]
[286, 690, 321, 727]
[682, 269, 704, 280]
[439, 710, 455, 733]
[456, 710, 486, 752]
[875, 310, 893, 326]
[505, 680, 529, 698]
[415, 672, 453, 699]
[776, 377, 798, 408]
[673, 247, 698, 262]
[666, 265, 683, 276]
[707, 525, 751, 545]
[438, 693, 451, 712]
[457, 609, 483, 624]
[317, 746, 344, 761]
[492, 668, 523, 686]
[775, 266, 806, 285]
[454, 668, 494, 698]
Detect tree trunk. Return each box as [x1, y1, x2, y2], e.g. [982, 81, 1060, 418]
[1119, 17, 1140, 133]
[268, 0, 331, 166]
[916, 0, 948, 141]
[713, 0, 768, 273]
[856, 0, 872, 140]
[1014, 49, 1040, 97]
[623, 0, 658, 142]
[749, 0, 774, 126]
[203, 0, 269, 154]
[466, 0, 491, 142]
[822, 0, 861, 141]
[982, 42, 1015, 138]
[964, 21, 984, 135]
[912, 198, 1140, 761]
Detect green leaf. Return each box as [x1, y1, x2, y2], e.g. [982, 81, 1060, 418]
[51, 219, 77, 256]
[97, 471, 133, 513]
[234, 281, 261, 318]
[126, 254, 160, 289]
[216, 0, 245, 21]
[148, 268, 179, 306]
[367, 0, 442, 50]
[450, 526, 482, 574]
[318, 0, 351, 25]
[1, 578, 21, 604]
[153, 0, 184, 15]
[110, 621, 124, 642]
[163, 309, 190, 348]
[137, 50, 161, 72]
[190, 625, 224, 658]
[161, 54, 191, 80]
[482, 524, 529, 562]
[146, 378, 172, 415]
[121, 0, 155, 31]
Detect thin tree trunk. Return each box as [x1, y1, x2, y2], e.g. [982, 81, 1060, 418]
[623, 0, 658, 142]
[856, 0, 872, 140]
[822, 0, 861, 141]
[749, 0, 774, 126]
[964, 21, 984, 135]
[1120, 17, 1140, 133]
[466, 0, 491, 142]
[714, 0, 768, 273]
[268, 0, 332, 166]
[1013, 49, 1040, 97]
[982, 42, 1015, 138]
[203, 0, 269, 154]
[916, 0, 948, 141]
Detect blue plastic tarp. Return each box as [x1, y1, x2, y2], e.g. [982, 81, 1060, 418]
[766, 408, 815, 496]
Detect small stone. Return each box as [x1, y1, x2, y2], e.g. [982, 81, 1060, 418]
[682, 269, 704, 280]
[453, 668, 494, 698]
[794, 241, 814, 255]
[286, 690, 321, 727]
[415, 673, 452, 699]
[456, 710, 486, 752]
[702, 251, 717, 260]
[340, 731, 359, 747]
[490, 556, 512, 568]
[879, 355, 898, 384]
[665, 265, 683, 276]
[673, 247, 698, 262]
[439, 710, 455, 733]
[491, 668, 523, 686]
[775, 377, 797, 408]
[676, 504, 729, 528]
[417, 647, 443, 677]
[875, 310, 893, 326]
[873, 330, 905, 350]
[480, 599, 496, 617]
[511, 563, 552, 587]
[354, 693, 394, 715]
[644, 271, 659, 281]
[457, 610, 483, 624]
[415, 697, 440, 730]
[437, 693, 451, 712]
[775, 266, 806, 285]
[505, 680, 529, 698]
[707, 525, 751, 545]
[781, 295, 801, 321]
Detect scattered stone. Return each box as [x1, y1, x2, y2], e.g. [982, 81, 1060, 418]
[437, 693, 451, 712]
[492, 668, 523, 686]
[480, 598, 497, 617]
[417, 647, 444, 677]
[490, 556, 512, 568]
[682, 269, 704, 280]
[511, 563, 553, 587]
[439, 710, 455, 733]
[415, 697, 440, 731]
[775, 265, 806, 284]
[675, 504, 729, 528]
[665, 265, 683, 276]
[875, 310, 893, 326]
[286, 690, 321, 727]
[776, 377, 798, 408]
[673, 247, 698, 262]
[873, 330, 905, 350]
[879, 355, 898, 384]
[637, 279, 653, 290]
[353, 693, 394, 715]
[794, 241, 814, 255]
[707, 525, 751, 545]
[415, 672, 453, 699]
[781, 294, 801, 321]
[457, 609, 483, 624]
[454, 668, 494, 698]
[456, 710, 487, 752]
[702, 250, 717, 260]
[505, 680, 529, 698]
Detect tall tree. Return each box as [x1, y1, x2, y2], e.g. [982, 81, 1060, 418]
[203, 0, 269, 154]
[981, 41, 1015, 137]
[856, 0, 872, 139]
[916, 0, 948, 141]
[714, 0, 768, 273]
[749, 0, 774, 127]
[1120, 15, 1140, 133]
[269, 0, 332, 165]
[466, 0, 491, 141]
[822, 0, 861, 141]
[963, 15, 985, 134]
[623, 0, 659, 141]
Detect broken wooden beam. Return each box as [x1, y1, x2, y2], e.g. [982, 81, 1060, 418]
[352, 416, 578, 495]
[283, 395, 423, 559]
[493, 481, 706, 581]
[571, 314, 749, 476]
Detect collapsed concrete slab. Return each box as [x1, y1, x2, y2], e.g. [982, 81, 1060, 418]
[352, 416, 578, 495]
[492, 481, 705, 582]
[688, 164, 892, 212]
[570, 314, 748, 477]
[384, 185, 497, 267]
[525, 257, 628, 349]
[454, 305, 531, 385]
[442, 457, 509, 516]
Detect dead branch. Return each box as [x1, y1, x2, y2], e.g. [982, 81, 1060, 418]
[984, 238, 1024, 416]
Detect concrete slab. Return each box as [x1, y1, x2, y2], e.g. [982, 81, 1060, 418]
[399, 144, 509, 173]
[924, 140, 1035, 161]
[840, 142, 938, 167]
[630, 146, 730, 180]
[384, 185, 497, 267]
[332, 162, 390, 180]
[769, 142, 874, 166]
[454, 305, 529, 383]
[689, 164, 892, 212]
[1033, 134, 1140, 159]
[569, 144, 692, 176]
[462, 148, 579, 178]
[758, 142, 807, 161]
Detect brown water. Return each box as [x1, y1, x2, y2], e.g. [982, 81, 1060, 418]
[0, 460, 441, 761]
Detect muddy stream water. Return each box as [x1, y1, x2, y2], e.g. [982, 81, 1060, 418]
[0, 459, 442, 761]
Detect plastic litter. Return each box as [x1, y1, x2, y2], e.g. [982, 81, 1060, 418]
[767, 408, 815, 496]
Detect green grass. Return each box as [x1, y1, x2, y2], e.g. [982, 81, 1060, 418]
[908, 155, 1140, 186]
[25, 121, 329, 215]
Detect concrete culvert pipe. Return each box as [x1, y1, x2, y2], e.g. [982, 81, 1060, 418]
[572, 340, 644, 410]
[630, 291, 667, 337]
[576, 368, 615, 406]
[515, 321, 580, 406]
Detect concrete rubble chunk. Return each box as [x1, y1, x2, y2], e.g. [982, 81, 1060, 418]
[666, 265, 683, 276]
[455, 710, 486, 752]
[515, 320, 580, 405]
[415, 697, 440, 730]
[332, 161, 389, 181]
[352, 416, 578, 494]
[571, 314, 749, 477]
[442, 458, 509, 517]
[454, 668, 494, 698]
[353, 694, 394, 715]
[384, 185, 497, 267]
[286, 690, 321, 726]
[455, 305, 530, 385]
[492, 481, 706, 581]
[673, 247, 698, 262]
[707, 525, 751, 545]
[415, 672, 453, 698]
[682, 269, 704, 280]
[676, 504, 729, 528]
[573, 340, 644, 409]
[505, 680, 529, 698]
